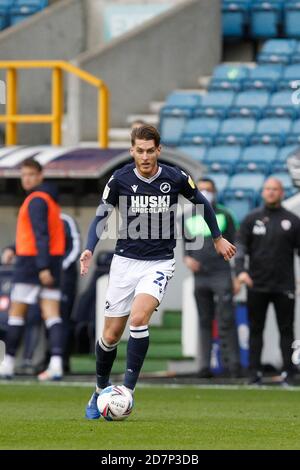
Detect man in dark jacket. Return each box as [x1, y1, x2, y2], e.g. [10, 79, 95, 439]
[183, 178, 240, 378]
[236, 177, 300, 385]
[0, 159, 65, 380]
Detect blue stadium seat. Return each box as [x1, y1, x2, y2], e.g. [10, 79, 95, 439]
[205, 145, 242, 163]
[229, 172, 266, 191]
[0, 0, 15, 6]
[209, 64, 248, 92]
[228, 90, 270, 118]
[160, 116, 186, 146]
[243, 64, 283, 91]
[222, 1, 249, 38]
[0, 7, 8, 29]
[290, 41, 300, 64]
[251, 117, 292, 145]
[181, 117, 220, 146]
[278, 64, 300, 89]
[250, 1, 282, 38]
[194, 91, 235, 118]
[235, 160, 270, 175]
[203, 172, 229, 193]
[222, 189, 257, 222]
[258, 39, 297, 65]
[284, 1, 300, 38]
[164, 92, 202, 114]
[11, 0, 48, 20]
[286, 119, 300, 144]
[269, 171, 293, 189]
[204, 161, 235, 175]
[270, 161, 288, 173]
[278, 145, 298, 161]
[241, 145, 278, 163]
[263, 90, 300, 118]
[284, 187, 298, 199]
[176, 145, 208, 162]
[217, 117, 256, 145]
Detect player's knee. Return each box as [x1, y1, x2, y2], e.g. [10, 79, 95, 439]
[130, 314, 149, 328]
[103, 332, 121, 346]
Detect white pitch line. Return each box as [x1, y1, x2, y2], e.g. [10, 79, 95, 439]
[1, 381, 300, 392]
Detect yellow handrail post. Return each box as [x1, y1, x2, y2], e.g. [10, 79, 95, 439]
[6, 68, 18, 145]
[99, 84, 109, 148]
[52, 67, 63, 146]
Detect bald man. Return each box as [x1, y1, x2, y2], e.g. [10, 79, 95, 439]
[236, 178, 300, 385]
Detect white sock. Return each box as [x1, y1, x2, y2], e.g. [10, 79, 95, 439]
[1, 355, 15, 373]
[48, 355, 62, 372]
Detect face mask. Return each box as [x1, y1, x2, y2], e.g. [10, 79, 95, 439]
[201, 190, 215, 204]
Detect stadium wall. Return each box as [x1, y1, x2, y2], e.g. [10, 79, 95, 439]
[0, 0, 87, 145]
[68, 0, 221, 141]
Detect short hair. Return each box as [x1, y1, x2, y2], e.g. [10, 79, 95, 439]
[131, 124, 161, 147]
[20, 158, 43, 173]
[198, 177, 216, 192]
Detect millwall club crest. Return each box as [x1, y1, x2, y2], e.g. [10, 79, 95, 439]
[160, 182, 171, 194]
[131, 185, 138, 193]
[281, 219, 292, 231]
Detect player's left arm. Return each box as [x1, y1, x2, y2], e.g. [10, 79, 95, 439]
[179, 171, 236, 261]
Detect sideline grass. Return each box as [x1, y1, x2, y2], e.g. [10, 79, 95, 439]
[0, 384, 300, 450]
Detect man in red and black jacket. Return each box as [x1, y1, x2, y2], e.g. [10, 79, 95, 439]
[0, 158, 65, 381]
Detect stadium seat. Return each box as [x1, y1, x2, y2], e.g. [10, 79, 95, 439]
[209, 64, 248, 92]
[270, 161, 288, 173]
[0, 0, 15, 6]
[228, 172, 266, 191]
[228, 90, 270, 118]
[14, 0, 48, 7]
[278, 145, 298, 161]
[278, 64, 300, 89]
[284, 1, 300, 38]
[250, 1, 282, 38]
[176, 145, 208, 162]
[181, 117, 220, 146]
[160, 116, 186, 146]
[258, 39, 297, 64]
[222, 188, 257, 222]
[163, 92, 202, 115]
[241, 145, 278, 163]
[235, 160, 270, 175]
[269, 171, 293, 190]
[286, 119, 300, 144]
[251, 117, 292, 145]
[205, 145, 242, 163]
[243, 64, 283, 91]
[203, 161, 235, 175]
[194, 91, 235, 118]
[0, 7, 8, 30]
[217, 117, 256, 145]
[263, 90, 300, 118]
[9, 1, 47, 25]
[222, 1, 249, 38]
[203, 172, 229, 193]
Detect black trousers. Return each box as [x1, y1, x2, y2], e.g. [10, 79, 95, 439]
[247, 290, 295, 372]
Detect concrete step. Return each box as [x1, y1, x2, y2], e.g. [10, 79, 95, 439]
[109, 127, 131, 141]
[149, 101, 165, 113]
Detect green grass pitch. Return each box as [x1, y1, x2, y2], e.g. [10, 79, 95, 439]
[0, 383, 300, 450]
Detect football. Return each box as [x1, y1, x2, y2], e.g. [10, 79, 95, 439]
[97, 385, 133, 421]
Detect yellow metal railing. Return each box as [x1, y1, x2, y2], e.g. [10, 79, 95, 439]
[0, 61, 109, 147]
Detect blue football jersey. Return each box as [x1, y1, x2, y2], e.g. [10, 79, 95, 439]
[96, 162, 210, 260]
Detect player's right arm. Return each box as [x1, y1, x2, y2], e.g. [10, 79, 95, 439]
[80, 176, 118, 276]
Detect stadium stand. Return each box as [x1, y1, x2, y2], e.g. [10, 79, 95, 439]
[223, 0, 300, 39]
[0, 0, 48, 30]
[159, 38, 300, 221]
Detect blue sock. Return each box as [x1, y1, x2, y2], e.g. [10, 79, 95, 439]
[6, 317, 25, 356]
[96, 338, 118, 390]
[45, 318, 63, 356]
[124, 325, 149, 391]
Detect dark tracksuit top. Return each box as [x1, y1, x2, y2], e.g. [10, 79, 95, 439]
[13, 182, 64, 288]
[235, 205, 300, 293]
